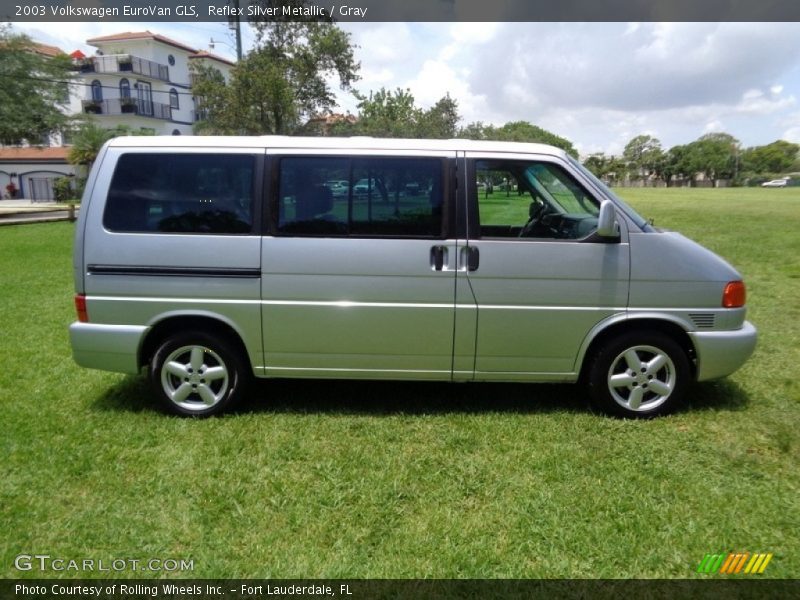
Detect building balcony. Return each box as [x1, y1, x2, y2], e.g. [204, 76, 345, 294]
[82, 98, 172, 121]
[76, 54, 170, 82]
[193, 107, 209, 122]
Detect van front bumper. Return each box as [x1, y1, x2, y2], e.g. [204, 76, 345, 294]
[689, 321, 757, 381]
[69, 322, 148, 374]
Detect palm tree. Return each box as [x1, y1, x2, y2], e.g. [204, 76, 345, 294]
[67, 120, 116, 172]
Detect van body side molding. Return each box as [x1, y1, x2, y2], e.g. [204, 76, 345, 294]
[87, 265, 262, 278]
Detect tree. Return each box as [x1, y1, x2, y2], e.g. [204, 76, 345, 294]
[0, 26, 75, 145]
[343, 87, 421, 137]
[660, 145, 690, 187]
[418, 94, 460, 139]
[189, 62, 229, 134]
[684, 133, 740, 186]
[623, 135, 664, 181]
[191, 21, 359, 135]
[583, 154, 607, 177]
[68, 121, 154, 172]
[584, 153, 627, 185]
[329, 88, 460, 139]
[458, 120, 578, 158]
[67, 122, 115, 169]
[457, 121, 490, 140]
[493, 121, 579, 158]
[741, 140, 799, 176]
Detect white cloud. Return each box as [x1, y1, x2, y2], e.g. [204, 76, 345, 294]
[470, 23, 800, 113]
[341, 23, 429, 101]
[14, 21, 115, 54]
[623, 23, 641, 36]
[781, 111, 800, 142]
[438, 43, 458, 62]
[346, 23, 415, 65]
[360, 67, 394, 85]
[735, 89, 795, 115]
[449, 23, 500, 44]
[407, 59, 464, 105]
[784, 127, 800, 142]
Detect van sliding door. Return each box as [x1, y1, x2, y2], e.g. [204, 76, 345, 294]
[260, 150, 459, 379]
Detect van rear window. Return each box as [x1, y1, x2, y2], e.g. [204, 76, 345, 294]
[104, 153, 255, 234]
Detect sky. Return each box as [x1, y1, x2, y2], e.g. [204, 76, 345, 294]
[13, 21, 800, 157]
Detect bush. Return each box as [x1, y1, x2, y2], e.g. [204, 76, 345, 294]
[72, 177, 86, 202]
[52, 177, 74, 202]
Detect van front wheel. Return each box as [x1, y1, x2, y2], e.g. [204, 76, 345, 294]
[150, 332, 246, 417]
[587, 331, 690, 418]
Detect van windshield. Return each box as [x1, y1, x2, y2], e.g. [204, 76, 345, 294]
[567, 155, 650, 230]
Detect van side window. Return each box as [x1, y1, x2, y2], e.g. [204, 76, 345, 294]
[104, 154, 254, 234]
[277, 157, 444, 237]
[475, 160, 599, 240]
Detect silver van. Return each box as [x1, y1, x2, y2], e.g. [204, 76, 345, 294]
[70, 136, 757, 418]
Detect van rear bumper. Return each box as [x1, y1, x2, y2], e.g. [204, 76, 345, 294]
[69, 322, 147, 374]
[689, 321, 757, 381]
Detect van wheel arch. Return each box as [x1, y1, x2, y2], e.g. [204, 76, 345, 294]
[139, 315, 252, 374]
[580, 319, 696, 384]
[581, 321, 695, 418]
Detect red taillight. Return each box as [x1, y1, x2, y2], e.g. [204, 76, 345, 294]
[75, 293, 88, 322]
[722, 281, 746, 308]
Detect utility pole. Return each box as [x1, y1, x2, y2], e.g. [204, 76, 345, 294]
[212, 1, 243, 62]
[233, 0, 243, 62]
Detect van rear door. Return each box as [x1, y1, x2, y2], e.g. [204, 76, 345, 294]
[82, 147, 264, 369]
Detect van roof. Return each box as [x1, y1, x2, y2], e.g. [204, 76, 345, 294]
[104, 135, 569, 157]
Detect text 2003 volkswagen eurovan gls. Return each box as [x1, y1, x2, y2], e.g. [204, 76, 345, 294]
[70, 136, 756, 418]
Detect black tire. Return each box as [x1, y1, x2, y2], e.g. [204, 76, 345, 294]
[586, 330, 690, 418]
[149, 331, 248, 417]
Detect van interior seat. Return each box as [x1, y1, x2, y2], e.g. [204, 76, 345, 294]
[296, 184, 336, 221]
[281, 183, 346, 234]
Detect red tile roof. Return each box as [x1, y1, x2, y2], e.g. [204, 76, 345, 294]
[188, 50, 236, 67]
[0, 147, 70, 162]
[33, 42, 65, 57]
[86, 30, 197, 54]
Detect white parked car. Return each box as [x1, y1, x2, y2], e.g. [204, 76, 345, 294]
[324, 180, 349, 196]
[761, 179, 789, 188]
[352, 177, 379, 195]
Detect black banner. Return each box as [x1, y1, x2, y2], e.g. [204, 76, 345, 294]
[3, 579, 800, 600]
[3, 0, 800, 23]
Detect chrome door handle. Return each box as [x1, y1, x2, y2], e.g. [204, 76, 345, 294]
[460, 246, 479, 272]
[431, 245, 447, 271]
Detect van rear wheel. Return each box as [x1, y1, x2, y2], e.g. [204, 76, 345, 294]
[150, 332, 246, 417]
[587, 331, 690, 418]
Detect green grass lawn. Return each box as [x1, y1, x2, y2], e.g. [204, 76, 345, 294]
[1, 188, 798, 579]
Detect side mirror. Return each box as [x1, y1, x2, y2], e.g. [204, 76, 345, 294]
[596, 200, 620, 239]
